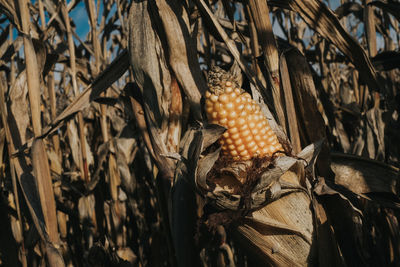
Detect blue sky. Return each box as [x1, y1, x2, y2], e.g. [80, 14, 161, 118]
[69, 1, 91, 38]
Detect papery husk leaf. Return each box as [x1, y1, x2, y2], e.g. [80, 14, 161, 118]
[252, 156, 298, 193]
[201, 124, 226, 151]
[233, 170, 314, 266]
[205, 141, 322, 211]
[197, 148, 221, 190]
[203, 140, 323, 265]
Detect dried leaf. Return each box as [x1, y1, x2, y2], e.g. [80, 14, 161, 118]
[286, 0, 380, 91]
[369, 1, 400, 22]
[31, 139, 60, 245]
[331, 153, 399, 195]
[155, 0, 204, 121]
[8, 71, 30, 144]
[371, 51, 400, 71]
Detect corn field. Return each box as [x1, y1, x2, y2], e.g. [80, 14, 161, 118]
[0, 0, 399, 266]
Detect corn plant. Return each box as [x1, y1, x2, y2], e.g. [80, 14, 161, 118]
[0, 0, 399, 266]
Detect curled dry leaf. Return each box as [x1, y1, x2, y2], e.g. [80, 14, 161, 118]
[331, 153, 399, 195]
[186, 121, 322, 211]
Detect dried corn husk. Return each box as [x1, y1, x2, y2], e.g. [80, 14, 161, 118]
[176, 120, 322, 265]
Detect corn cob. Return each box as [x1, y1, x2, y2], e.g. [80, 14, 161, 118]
[205, 67, 283, 161]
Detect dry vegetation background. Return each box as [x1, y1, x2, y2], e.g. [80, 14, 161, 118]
[0, 0, 399, 266]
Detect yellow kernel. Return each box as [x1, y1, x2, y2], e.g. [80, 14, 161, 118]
[219, 94, 229, 103]
[223, 132, 229, 138]
[227, 120, 235, 127]
[244, 135, 252, 143]
[237, 104, 244, 111]
[214, 102, 223, 111]
[234, 139, 243, 146]
[241, 129, 251, 137]
[260, 128, 267, 135]
[239, 124, 248, 131]
[228, 144, 235, 150]
[237, 145, 245, 152]
[219, 139, 225, 145]
[266, 131, 274, 137]
[254, 135, 261, 141]
[243, 93, 251, 99]
[249, 122, 255, 128]
[234, 97, 241, 104]
[206, 107, 213, 114]
[228, 127, 238, 134]
[237, 118, 246, 126]
[234, 88, 241, 95]
[229, 92, 237, 99]
[226, 102, 234, 109]
[249, 146, 259, 153]
[239, 111, 247, 117]
[225, 87, 233, 93]
[247, 141, 256, 149]
[219, 118, 228, 125]
[231, 150, 238, 156]
[242, 155, 251, 160]
[210, 94, 218, 102]
[226, 138, 233, 144]
[225, 81, 232, 87]
[240, 150, 249, 157]
[212, 112, 218, 119]
[258, 141, 266, 148]
[231, 133, 240, 140]
[217, 109, 227, 119]
[252, 128, 259, 135]
[205, 91, 211, 98]
[270, 140, 278, 146]
[262, 147, 271, 154]
[228, 111, 237, 119]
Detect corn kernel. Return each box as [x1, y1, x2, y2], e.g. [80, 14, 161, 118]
[219, 94, 229, 103]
